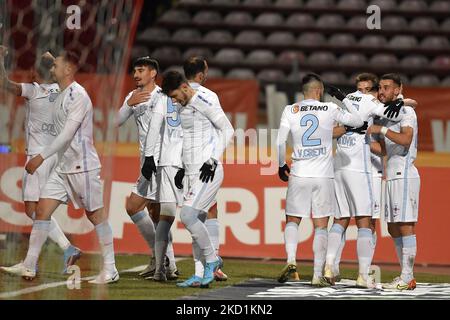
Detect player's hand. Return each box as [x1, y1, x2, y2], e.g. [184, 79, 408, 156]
[199, 158, 218, 183]
[367, 125, 382, 135]
[174, 168, 185, 189]
[127, 89, 151, 106]
[325, 84, 346, 101]
[278, 164, 290, 182]
[25, 155, 44, 175]
[383, 98, 404, 119]
[0, 46, 8, 57]
[345, 121, 368, 135]
[141, 156, 156, 180]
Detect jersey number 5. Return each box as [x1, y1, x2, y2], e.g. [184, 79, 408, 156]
[300, 114, 321, 146]
[166, 98, 181, 127]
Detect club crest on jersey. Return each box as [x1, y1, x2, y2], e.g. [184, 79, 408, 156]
[291, 104, 299, 114]
[49, 92, 58, 102]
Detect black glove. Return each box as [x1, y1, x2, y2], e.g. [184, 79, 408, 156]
[345, 121, 368, 135]
[383, 98, 404, 119]
[174, 168, 185, 190]
[141, 156, 156, 180]
[199, 159, 218, 183]
[278, 164, 290, 182]
[325, 84, 346, 101]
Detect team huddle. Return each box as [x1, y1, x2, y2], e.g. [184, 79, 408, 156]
[0, 46, 419, 291]
[277, 73, 419, 291]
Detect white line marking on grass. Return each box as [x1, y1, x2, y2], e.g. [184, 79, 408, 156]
[0, 258, 185, 299]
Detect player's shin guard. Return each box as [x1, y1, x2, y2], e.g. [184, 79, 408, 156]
[284, 222, 299, 264]
[401, 235, 416, 283]
[313, 228, 328, 278]
[181, 206, 217, 263]
[131, 210, 156, 253]
[205, 218, 220, 256]
[357, 228, 373, 279]
[23, 220, 51, 270]
[95, 221, 116, 272]
[155, 219, 172, 274]
[326, 224, 345, 267]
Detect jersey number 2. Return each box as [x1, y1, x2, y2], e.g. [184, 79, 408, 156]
[300, 115, 321, 146]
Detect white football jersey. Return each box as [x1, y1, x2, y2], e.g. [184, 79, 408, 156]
[121, 86, 163, 165]
[384, 106, 419, 180]
[21, 82, 59, 155]
[179, 85, 226, 175]
[335, 90, 388, 173]
[152, 94, 183, 167]
[370, 116, 384, 177]
[52, 81, 101, 173]
[280, 98, 362, 178]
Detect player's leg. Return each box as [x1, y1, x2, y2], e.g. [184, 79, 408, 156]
[278, 214, 301, 283]
[398, 222, 417, 288]
[179, 165, 224, 288]
[126, 191, 155, 276]
[311, 177, 334, 287]
[205, 203, 227, 281]
[333, 231, 346, 281]
[152, 206, 175, 281]
[355, 216, 376, 287]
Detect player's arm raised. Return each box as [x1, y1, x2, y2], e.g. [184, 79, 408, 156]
[326, 85, 363, 128]
[277, 108, 290, 182]
[0, 46, 22, 96]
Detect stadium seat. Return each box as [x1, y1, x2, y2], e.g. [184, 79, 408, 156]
[369, 0, 397, 10]
[266, 32, 296, 45]
[192, 11, 222, 25]
[328, 34, 357, 47]
[179, 0, 205, 3]
[420, 36, 450, 49]
[441, 18, 450, 31]
[359, 35, 388, 47]
[347, 16, 369, 29]
[275, 0, 304, 7]
[243, 0, 272, 5]
[159, 10, 191, 23]
[257, 69, 286, 82]
[235, 30, 265, 45]
[182, 47, 214, 60]
[337, 0, 366, 9]
[206, 67, 224, 78]
[287, 70, 313, 82]
[254, 13, 284, 26]
[400, 55, 429, 68]
[369, 53, 399, 67]
[381, 16, 409, 30]
[130, 46, 150, 61]
[431, 56, 450, 69]
[214, 48, 245, 64]
[409, 17, 439, 31]
[286, 13, 315, 28]
[151, 47, 181, 62]
[441, 76, 450, 86]
[316, 14, 346, 29]
[388, 35, 418, 49]
[321, 71, 348, 84]
[410, 74, 440, 86]
[172, 28, 202, 41]
[306, 0, 335, 8]
[297, 32, 327, 46]
[431, 1, 450, 11]
[203, 30, 234, 43]
[226, 68, 256, 79]
[136, 27, 170, 41]
[307, 51, 337, 65]
[277, 50, 306, 64]
[164, 65, 184, 74]
[224, 11, 253, 26]
[398, 0, 427, 11]
[338, 53, 368, 66]
[246, 50, 276, 64]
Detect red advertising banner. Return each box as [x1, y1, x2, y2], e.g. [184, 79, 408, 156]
[1, 154, 449, 265]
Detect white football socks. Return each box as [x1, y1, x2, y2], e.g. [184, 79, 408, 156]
[95, 221, 116, 273]
[284, 222, 299, 264]
[130, 210, 156, 253]
[23, 220, 51, 270]
[313, 228, 328, 278]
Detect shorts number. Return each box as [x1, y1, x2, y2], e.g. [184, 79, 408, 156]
[300, 114, 321, 146]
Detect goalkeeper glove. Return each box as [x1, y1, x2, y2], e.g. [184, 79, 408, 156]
[383, 98, 404, 119]
[141, 156, 157, 180]
[174, 168, 185, 190]
[199, 158, 218, 183]
[278, 164, 290, 182]
[325, 84, 346, 101]
[345, 121, 368, 135]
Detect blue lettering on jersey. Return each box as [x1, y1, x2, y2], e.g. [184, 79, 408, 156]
[337, 134, 356, 147]
[297, 146, 327, 158]
[197, 94, 212, 106]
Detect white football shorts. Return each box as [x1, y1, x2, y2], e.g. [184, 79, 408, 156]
[372, 176, 383, 220]
[285, 176, 335, 218]
[22, 154, 58, 202]
[156, 166, 183, 205]
[132, 173, 157, 201]
[385, 178, 420, 223]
